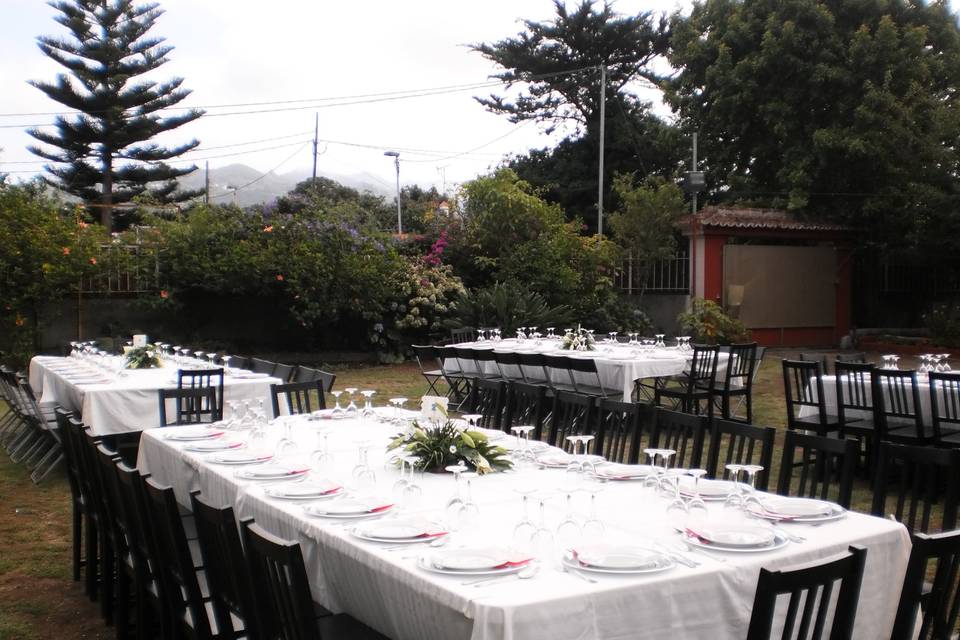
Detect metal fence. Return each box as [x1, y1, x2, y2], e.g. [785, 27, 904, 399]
[79, 242, 162, 294]
[615, 243, 690, 295]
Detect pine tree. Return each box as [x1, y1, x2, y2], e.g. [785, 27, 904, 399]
[27, 0, 204, 231]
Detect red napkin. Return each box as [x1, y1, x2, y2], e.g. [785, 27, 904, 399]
[747, 504, 799, 521]
[208, 431, 225, 438]
[417, 531, 449, 539]
[223, 442, 243, 450]
[319, 485, 343, 495]
[684, 528, 713, 544]
[286, 468, 310, 476]
[367, 504, 394, 513]
[493, 558, 533, 569]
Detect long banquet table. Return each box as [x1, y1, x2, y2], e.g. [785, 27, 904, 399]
[138, 412, 911, 640]
[818, 373, 937, 424]
[448, 339, 730, 401]
[29, 355, 280, 435]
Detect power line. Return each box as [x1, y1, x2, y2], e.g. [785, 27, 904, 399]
[207, 142, 310, 199]
[404, 121, 532, 163]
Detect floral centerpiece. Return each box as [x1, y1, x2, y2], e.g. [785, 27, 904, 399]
[387, 421, 512, 475]
[124, 344, 161, 369]
[560, 325, 596, 351]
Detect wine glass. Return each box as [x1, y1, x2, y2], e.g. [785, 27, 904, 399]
[642, 448, 663, 494]
[686, 468, 709, 521]
[309, 426, 335, 473]
[512, 489, 539, 550]
[389, 397, 408, 425]
[723, 464, 746, 512]
[458, 472, 480, 529]
[655, 334, 666, 349]
[344, 388, 359, 417]
[664, 470, 689, 527]
[402, 455, 423, 509]
[351, 440, 376, 492]
[462, 414, 483, 429]
[330, 390, 345, 419]
[444, 463, 468, 529]
[360, 390, 377, 419]
[391, 455, 410, 503]
[531, 499, 555, 564]
[555, 492, 581, 550]
[941, 354, 952, 372]
[740, 464, 765, 513]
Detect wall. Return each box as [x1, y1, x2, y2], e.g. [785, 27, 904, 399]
[631, 294, 689, 335]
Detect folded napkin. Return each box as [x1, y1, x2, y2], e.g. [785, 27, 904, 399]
[493, 558, 533, 569]
[368, 504, 394, 513]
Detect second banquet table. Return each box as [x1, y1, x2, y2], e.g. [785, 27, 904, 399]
[139, 411, 910, 640]
[29, 355, 280, 434]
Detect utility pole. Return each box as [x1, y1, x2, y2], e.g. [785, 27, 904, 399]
[597, 64, 607, 236]
[691, 132, 698, 216]
[204, 161, 210, 205]
[384, 151, 402, 234]
[312, 113, 319, 181]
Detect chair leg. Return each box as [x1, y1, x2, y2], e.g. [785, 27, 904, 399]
[84, 516, 99, 601]
[72, 504, 83, 582]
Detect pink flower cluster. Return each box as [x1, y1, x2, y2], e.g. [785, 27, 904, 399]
[424, 231, 448, 267]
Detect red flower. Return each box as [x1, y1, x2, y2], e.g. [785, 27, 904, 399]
[159, 290, 169, 299]
[89, 257, 97, 265]
[276, 274, 284, 281]
[62, 247, 71, 255]
[263, 225, 274, 232]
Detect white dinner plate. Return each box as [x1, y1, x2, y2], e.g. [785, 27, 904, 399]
[182, 440, 245, 453]
[593, 463, 655, 480]
[351, 518, 446, 543]
[689, 523, 775, 548]
[207, 451, 273, 465]
[420, 548, 531, 575]
[416, 555, 528, 577]
[263, 481, 342, 500]
[303, 498, 394, 518]
[566, 546, 673, 574]
[603, 352, 635, 361]
[536, 453, 604, 468]
[163, 427, 225, 442]
[678, 477, 736, 500]
[235, 464, 310, 481]
[683, 527, 788, 553]
[752, 497, 846, 523]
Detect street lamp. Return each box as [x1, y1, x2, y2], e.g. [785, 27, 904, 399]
[384, 150, 401, 234]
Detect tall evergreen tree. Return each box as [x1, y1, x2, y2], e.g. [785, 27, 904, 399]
[27, 0, 203, 231]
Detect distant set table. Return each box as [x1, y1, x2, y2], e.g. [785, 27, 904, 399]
[139, 412, 910, 640]
[29, 355, 280, 435]
[817, 374, 936, 424]
[448, 339, 728, 401]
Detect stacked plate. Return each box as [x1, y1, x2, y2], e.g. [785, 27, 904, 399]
[303, 497, 394, 519]
[163, 427, 225, 442]
[678, 477, 737, 501]
[183, 440, 244, 453]
[593, 463, 654, 481]
[564, 545, 674, 575]
[208, 451, 274, 465]
[750, 496, 846, 523]
[264, 480, 342, 500]
[418, 548, 532, 576]
[235, 464, 309, 481]
[683, 522, 788, 553]
[351, 518, 447, 544]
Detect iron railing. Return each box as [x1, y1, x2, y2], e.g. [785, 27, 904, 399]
[615, 243, 690, 294]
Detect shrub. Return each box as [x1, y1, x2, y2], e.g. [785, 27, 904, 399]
[924, 302, 960, 347]
[677, 298, 750, 345]
[580, 296, 653, 335]
[454, 282, 574, 334]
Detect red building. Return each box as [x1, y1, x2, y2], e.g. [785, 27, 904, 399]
[681, 207, 854, 347]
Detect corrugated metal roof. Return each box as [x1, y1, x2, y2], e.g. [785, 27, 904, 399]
[682, 207, 852, 232]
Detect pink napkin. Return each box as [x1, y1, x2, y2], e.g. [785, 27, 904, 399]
[493, 558, 533, 569]
[367, 504, 394, 513]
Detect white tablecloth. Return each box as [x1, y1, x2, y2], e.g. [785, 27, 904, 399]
[449, 340, 729, 401]
[817, 374, 935, 424]
[29, 355, 280, 435]
[138, 414, 911, 640]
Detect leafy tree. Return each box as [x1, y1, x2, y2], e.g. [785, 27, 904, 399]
[666, 0, 960, 251]
[27, 0, 204, 231]
[608, 174, 685, 303]
[274, 177, 395, 231]
[472, 1, 683, 227]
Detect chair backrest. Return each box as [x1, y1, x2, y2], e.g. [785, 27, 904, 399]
[546, 391, 595, 450]
[291, 365, 336, 392]
[543, 354, 578, 391]
[722, 342, 758, 391]
[705, 418, 775, 490]
[142, 477, 212, 639]
[688, 344, 721, 389]
[777, 431, 857, 508]
[872, 442, 960, 534]
[782, 359, 829, 431]
[516, 352, 550, 384]
[502, 381, 546, 434]
[493, 350, 524, 381]
[272, 363, 296, 383]
[412, 345, 441, 372]
[465, 378, 506, 430]
[189, 491, 260, 639]
[595, 399, 655, 464]
[929, 371, 960, 441]
[650, 408, 708, 469]
[270, 379, 325, 417]
[834, 361, 875, 425]
[799, 352, 831, 376]
[564, 356, 608, 397]
[240, 519, 320, 640]
[834, 352, 867, 365]
[450, 327, 477, 344]
[746, 545, 867, 640]
[177, 367, 224, 421]
[159, 386, 218, 426]
[892, 530, 960, 640]
[54, 408, 83, 506]
[250, 358, 277, 375]
[873, 369, 927, 441]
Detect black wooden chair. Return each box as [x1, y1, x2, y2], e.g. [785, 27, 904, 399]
[249, 357, 277, 375]
[449, 327, 476, 344]
[782, 359, 841, 435]
[516, 352, 555, 388]
[469, 347, 505, 382]
[502, 381, 547, 435]
[177, 367, 224, 422]
[892, 529, 960, 640]
[650, 407, 708, 469]
[141, 477, 215, 639]
[798, 352, 831, 375]
[654, 344, 719, 417]
[710, 342, 758, 423]
[834, 352, 867, 365]
[54, 408, 88, 586]
[189, 491, 265, 639]
[704, 418, 775, 491]
[76, 425, 117, 621]
[412, 345, 445, 396]
[240, 519, 388, 640]
[292, 366, 337, 393]
[871, 442, 960, 534]
[464, 378, 507, 431]
[776, 431, 857, 509]
[929, 371, 960, 446]
[833, 361, 874, 469]
[272, 363, 296, 382]
[435, 345, 471, 405]
[595, 399, 655, 464]
[65, 416, 102, 601]
[565, 356, 609, 398]
[159, 387, 218, 426]
[545, 391, 595, 450]
[873, 368, 930, 445]
[271, 379, 326, 416]
[493, 350, 525, 382]
[746, 545, 867, 640]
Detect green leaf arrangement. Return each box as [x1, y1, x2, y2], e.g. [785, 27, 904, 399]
[387, 420, 513, 475]
[124, 344, 161, 369]
[560, 325, 596, 351]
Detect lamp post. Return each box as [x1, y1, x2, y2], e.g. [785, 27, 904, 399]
[384, 150, 401, 234]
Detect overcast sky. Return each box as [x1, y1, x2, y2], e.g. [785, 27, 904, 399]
[1, 0, 955, 196]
